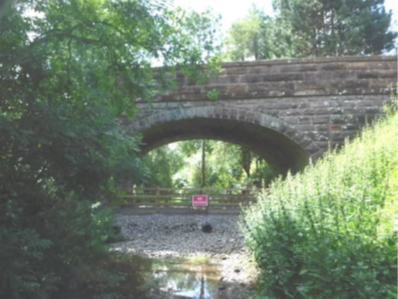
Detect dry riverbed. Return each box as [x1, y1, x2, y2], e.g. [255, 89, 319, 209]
[112, 214, 258, 299]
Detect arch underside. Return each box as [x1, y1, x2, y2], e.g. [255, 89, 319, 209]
[136, 117, 311, 174]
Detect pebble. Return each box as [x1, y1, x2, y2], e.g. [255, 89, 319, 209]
[111, 213, 257, 299]
[112, 214, 246, 257]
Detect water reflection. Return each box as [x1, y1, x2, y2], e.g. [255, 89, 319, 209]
[135, 256, 220, 299]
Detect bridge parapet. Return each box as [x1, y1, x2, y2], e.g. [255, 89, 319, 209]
[153, 56, 396, 102]
[124, 56, 397, 173]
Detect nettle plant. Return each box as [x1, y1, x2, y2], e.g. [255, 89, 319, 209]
[242, 106, 398, 298]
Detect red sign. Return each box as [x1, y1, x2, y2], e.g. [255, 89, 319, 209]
[192, 195, 209, 207]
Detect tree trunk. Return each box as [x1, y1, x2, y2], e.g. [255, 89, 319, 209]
[201, 140, 206, 188]
[241, 147, 251, 178]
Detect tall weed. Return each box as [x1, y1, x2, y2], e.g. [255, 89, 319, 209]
[242, 108, 398, 298]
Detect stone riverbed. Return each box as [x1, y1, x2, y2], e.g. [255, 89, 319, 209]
[112, 214, 258, 299]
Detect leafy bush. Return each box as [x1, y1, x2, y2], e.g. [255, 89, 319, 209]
[0, 195, 146, 299]
[0, 99, 145, 298]
[242, 108, 398, 298]
[1, 0, 220, 297]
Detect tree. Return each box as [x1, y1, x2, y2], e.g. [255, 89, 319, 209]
[224, 0, 396, 61]
[224, 6, 272, 61]
[272, 0, 397, 57]
[142, 145, 184, 188]
[0, 0, 220, 297]
[145, 140, 274, 189]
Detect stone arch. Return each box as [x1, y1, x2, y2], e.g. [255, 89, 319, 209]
[126, 106, 321, 174]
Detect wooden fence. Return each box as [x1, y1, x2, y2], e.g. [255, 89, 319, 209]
[115, 187, 259, 210]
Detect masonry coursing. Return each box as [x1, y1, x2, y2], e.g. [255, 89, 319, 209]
[125, 56, 396, 166]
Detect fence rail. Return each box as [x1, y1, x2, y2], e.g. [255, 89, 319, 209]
[115, 187, 259, 209]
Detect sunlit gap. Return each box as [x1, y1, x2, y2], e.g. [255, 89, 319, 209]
[114, 139, 276, 214]
[140, 139, 275, 191]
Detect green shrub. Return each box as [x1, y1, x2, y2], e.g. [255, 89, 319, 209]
[242, 109, 398, 298]
[0, 0, 221, 297]
[0, 190, 147, 299]
[0, 97, 146, 298]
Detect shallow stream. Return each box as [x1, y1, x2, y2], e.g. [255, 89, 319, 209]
[136, 256, 221, 298]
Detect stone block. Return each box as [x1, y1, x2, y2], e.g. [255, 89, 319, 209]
[221, 108, 230, 119]
[312, 116, 329, 124]
[224, 66, 249, 75]
[349, 62, 369, 70]
[238, 110, 247, 121]
[228, 85, 248, 95]
[230, 108, 238, 119]
[213, 75, 240, 84]
[321, 63, 347, 71]
[357, 71, 379, 79]
[247, 65, 275, 74]
[125, 56, 394, 171]
[279, 64, 318, 73]
[245, 112, 254, 122]
[378, 70, 398, 78]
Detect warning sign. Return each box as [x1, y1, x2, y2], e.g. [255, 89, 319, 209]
[192, 195, 209, 207]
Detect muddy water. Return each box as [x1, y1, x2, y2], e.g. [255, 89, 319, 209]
[135, 256, 221, 298]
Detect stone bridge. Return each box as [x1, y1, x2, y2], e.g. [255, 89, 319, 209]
[123, 56, 397, 174]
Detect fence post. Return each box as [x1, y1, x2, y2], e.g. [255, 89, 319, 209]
[129, 185, 133, 205]
[227, 189, 232, 205]
[155, 187, 160, 213]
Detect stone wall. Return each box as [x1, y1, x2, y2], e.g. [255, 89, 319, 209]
[155, 56, 396, 101]
[123, 55, 397, 172]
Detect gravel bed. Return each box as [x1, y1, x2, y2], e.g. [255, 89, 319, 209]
[112, 214, 247, 257]
[111, 214, 258, 298]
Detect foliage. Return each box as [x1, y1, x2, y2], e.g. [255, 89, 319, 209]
[173, 8, 223, 84]
[143, 140, 274, 189]
[206, 88, 220, 101]
[272, 0, 397, 57]
[141, 145, 184, 188]
[224, 6, 272, 61]
[224, 0, 396, 60]
[0, 196, 147, 299]
[0, 0, 220, 297]
[242, 107, 398, 298]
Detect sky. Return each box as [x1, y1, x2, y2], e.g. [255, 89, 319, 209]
[174, 0, 398, 35]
